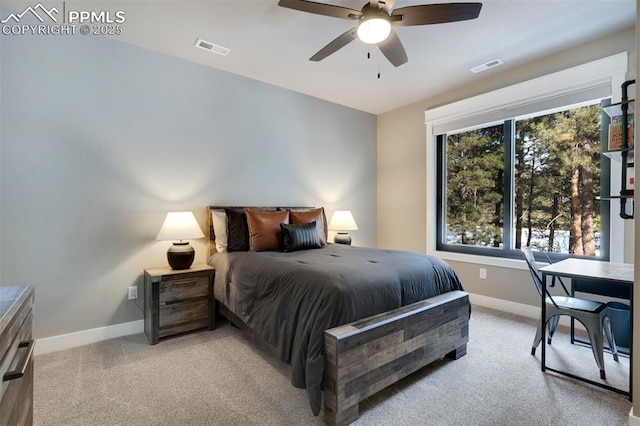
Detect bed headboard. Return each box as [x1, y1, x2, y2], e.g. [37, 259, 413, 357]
[206, 206, 323, 259]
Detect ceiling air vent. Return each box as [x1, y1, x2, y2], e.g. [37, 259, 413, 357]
[470, 58, 504, 74]
[195, 38, 230, 57]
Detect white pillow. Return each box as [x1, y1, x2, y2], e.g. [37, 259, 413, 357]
[211, 210, 228, 253]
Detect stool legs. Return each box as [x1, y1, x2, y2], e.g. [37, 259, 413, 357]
[603, 315, 619, 362]
[532, 311, 617, 380]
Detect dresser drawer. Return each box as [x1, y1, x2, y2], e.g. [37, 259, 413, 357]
[159, 276, 208, 304]
[159, 299, 209, 337]
[0, 309, 33, 402]
[0, 343, 33, 426]
[0, 285, 34, 426]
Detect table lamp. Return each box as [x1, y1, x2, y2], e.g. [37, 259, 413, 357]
[156, 211, 205, 269]
[328, 210, 358, 245]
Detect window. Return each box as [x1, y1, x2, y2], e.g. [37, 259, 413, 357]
[443, 123, 504, 249]
[514, 105, 603, 256]
[437, 102, 608, 259]
[426, 53, 628, 262]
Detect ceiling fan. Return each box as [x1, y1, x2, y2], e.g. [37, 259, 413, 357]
[278, 0, 482, 67]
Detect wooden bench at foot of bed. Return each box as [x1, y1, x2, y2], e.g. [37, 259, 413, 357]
[323, 290, 470, 426]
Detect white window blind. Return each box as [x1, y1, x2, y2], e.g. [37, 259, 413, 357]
[426, 52, 628, 135]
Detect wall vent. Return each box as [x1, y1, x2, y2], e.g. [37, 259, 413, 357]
[470, 58, 504, 74]
[195, 38, 230, 56]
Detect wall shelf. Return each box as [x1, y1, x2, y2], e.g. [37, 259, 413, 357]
[598, 194, 634, 200]
[603, 100, 635, 118]
[601, 79, 635, 219]
[603, 148, 634, 160]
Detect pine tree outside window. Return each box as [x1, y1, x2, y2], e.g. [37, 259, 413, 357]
[426, 54, 627, 263]
[437, 102, 607, 260]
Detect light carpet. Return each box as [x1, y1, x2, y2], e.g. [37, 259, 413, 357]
[34, 306, 632, 425]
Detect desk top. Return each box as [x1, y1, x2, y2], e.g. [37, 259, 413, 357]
[539, 258, 633, 284]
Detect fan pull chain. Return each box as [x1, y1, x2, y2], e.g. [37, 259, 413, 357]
[366, 47, 381, 79]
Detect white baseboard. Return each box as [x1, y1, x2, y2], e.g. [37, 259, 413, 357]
[35, 320, 143, 355]
[630, 408, 640, 426]
[469, 293, 539, 319]
[469, 293, 583, 329]
[32, 294, 568, 356]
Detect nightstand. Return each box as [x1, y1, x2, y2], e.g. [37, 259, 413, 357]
[143, 264, 215, 345]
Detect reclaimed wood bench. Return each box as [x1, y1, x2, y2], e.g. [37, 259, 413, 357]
[323, 290, 470, 425]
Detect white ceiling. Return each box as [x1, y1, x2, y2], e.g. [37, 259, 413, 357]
[4, 1, 636, 114]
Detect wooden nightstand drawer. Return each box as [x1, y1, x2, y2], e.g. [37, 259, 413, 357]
[160, 276, 208, 304]
[159, 299, 209, 337]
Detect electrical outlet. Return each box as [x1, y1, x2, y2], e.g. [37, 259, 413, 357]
[128, 286, 138, 300]
[479, 268, 487, 280]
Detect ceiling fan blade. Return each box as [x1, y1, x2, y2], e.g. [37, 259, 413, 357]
[391, 3, 482, 26]
[278, 0, 362, 20]
[377, 28, 407, 67]
[310, 27, 358, 62]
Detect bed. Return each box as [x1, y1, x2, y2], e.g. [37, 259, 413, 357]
[207, 206, 469, 425]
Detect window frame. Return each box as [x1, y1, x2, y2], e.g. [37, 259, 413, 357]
[424, 53, 629, 265]
[436, 109, 610, 262]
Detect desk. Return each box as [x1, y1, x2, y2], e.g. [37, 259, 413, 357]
[539, 258, 633, 399]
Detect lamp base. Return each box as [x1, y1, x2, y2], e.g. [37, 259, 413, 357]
[334, 232, 352, 246]
[167, 242, 195, 269]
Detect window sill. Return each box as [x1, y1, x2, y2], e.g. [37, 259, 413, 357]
[431, 250, 529, 271]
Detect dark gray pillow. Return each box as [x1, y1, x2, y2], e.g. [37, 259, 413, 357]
[280, 222, 321, 253]
[225, 208, 249, 252]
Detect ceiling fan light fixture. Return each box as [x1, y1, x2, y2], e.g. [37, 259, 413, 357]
[357, 17, 391, 44]
[278, 0, 483, 66]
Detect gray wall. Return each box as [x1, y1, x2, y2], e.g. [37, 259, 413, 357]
[377, 28, 637, 308]
[0, 30, 376, 339]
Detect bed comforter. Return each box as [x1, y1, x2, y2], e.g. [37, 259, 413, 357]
[208, 244, 464, 415]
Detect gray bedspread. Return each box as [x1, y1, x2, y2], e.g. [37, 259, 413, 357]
[208, 244, 464, 415]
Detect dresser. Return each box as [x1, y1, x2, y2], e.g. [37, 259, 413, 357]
[143, 265, 215, 344]
[0, 285, 35, 426]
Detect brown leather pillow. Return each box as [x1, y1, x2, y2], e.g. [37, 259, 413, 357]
[246, 209, 290, 252]
[290, 208, 327, 246]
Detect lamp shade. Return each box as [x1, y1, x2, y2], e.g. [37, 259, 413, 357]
[328, 211, 359, 231]
[156, 212, 205, 241]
